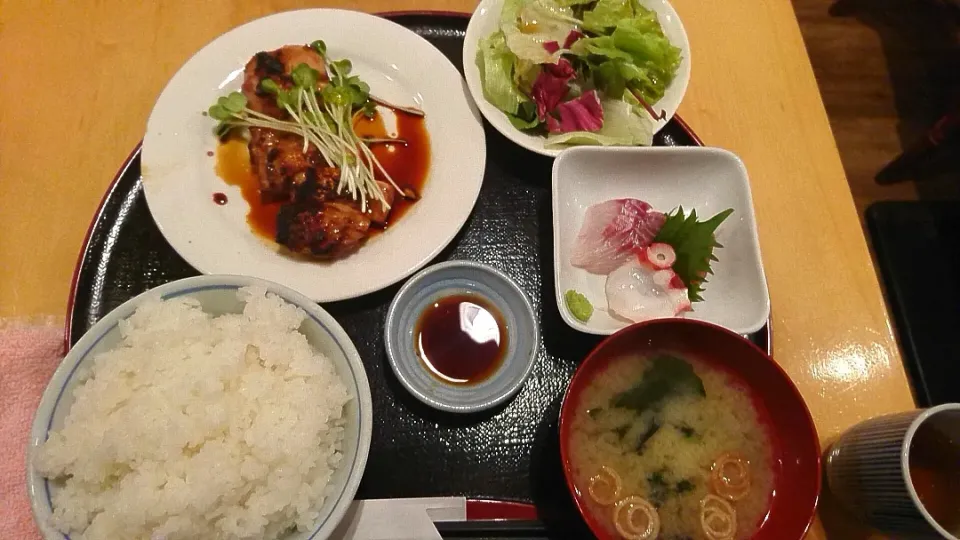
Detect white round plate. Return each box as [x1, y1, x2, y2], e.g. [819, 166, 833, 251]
[462, 0, 691, 157]
[143, 9, 486, 302]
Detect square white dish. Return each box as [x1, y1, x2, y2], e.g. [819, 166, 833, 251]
[552, 146, 770, 335]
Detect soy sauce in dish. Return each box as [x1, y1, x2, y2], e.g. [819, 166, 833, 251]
[414, 294, 507, 385]
[909, 420, 960, 534]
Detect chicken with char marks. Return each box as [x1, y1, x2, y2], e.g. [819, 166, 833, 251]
[240, 45, 403, 259]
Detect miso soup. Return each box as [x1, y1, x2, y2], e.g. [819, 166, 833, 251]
[568, 353, 775, 539]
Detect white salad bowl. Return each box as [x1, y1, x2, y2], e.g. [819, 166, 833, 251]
[463, 0, 691, 157]
[552, 146, 770, 335]
[27, 275, 373, 540]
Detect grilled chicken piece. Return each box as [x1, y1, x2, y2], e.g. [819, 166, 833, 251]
[242, 45, 328, 118]
[293, 174, 396, 226]
[248, 128, 326, 203]
[292, 165, 343, 205]
[365, 181, 396, 225]
[276, 202, 371, 258]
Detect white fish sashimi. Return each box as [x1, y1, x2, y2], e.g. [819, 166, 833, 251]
[605, 257, 692, 323]
[570, 199, 666, 275]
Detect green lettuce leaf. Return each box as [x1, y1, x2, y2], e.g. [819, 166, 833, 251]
[513, 57, 541, 94]
[621, 85, 652, 117]
[476, 30, 530, 116]
[520, 0, 580, 35]
[611, 17, 681, 101]
[612, 17, 681, 73]
[508, 101, 541, 129]
[545, 98, 652, 147]
[501, 0, 577, 64]
[582, 0, 634, 34]
[622, 3, 664, 34]
[567, 11, 681, 103]
[500, 0, 524, 27]
[509, 114, 541, 129]
[618, 60, 668, 104]
[570, 35, 633, 61]
[593, 59, 628, 99]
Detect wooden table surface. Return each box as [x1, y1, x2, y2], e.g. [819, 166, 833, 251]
[0, 1, 912, 537]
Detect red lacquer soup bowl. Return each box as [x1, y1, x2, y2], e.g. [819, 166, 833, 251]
[559, 319, 820, 540]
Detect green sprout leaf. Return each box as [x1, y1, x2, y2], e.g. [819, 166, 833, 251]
[321, 85, 352, 108]
[310, 39, 327, 57]
[347, 89, 367, 107]
[291, 63, 320, 89]
[345, 76, 369, 94]
[329, 59, 353, 83]
[213, 94, 246, 117]
[259, 78, 281, 95]
[362, 101, 377, 119]
[335, 59, 352, 75]
[207, 104, 231, 121]
[223, 92, 247, 113]
[342, 76, 371, 107]
[275, 88, 297, 111]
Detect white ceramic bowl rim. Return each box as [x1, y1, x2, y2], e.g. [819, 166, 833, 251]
[27, 275, 372, 540]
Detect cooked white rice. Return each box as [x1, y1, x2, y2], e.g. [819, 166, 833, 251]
[35, 286, 351, 540]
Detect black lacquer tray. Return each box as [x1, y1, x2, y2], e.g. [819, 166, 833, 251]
[65, 11, 770, 537]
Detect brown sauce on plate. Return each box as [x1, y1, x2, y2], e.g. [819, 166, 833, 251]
[910, 420, 960, 534]
[216, 137, 277, 238]
[212, 192, 228, 205]
[414, 294, 507, 385]
[354, 110, 431, 228]
[214, 109, 430, 241]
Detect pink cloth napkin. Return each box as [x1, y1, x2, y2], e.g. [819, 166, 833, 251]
[0, 318, 63, 540]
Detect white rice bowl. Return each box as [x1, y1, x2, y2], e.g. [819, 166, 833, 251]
[29, 281, 370, 540]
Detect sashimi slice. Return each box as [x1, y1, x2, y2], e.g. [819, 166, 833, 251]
[605, 258, 691, 323]
[570, 199, 666, 275]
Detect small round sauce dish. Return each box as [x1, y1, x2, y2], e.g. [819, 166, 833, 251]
[385, 260, 539, 413]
